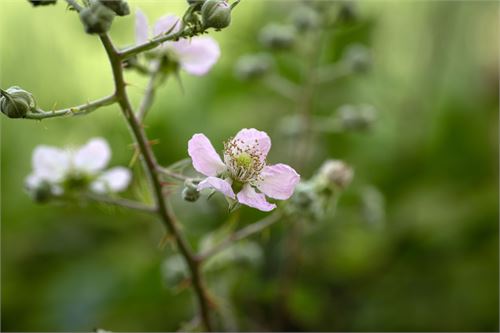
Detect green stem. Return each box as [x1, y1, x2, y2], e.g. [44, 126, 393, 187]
[198, 211, 282, 261]
[85, 193, 157, 214]
[99, 34, 213, 332]
[25, 94, 117, 120]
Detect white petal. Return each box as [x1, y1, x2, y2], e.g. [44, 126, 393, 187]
[74, 138, 111, 173]
[135, 8, 150, 45]
[32, 145, 70, 182]
[198, 176, 235, 199]
[171, 37, 221, 76]
[153, 15, 181, 37]
[257, 164, 300, 200]
[91, 167, 131, 193]
[188, 134, 226, 177]
[237, 184, 276, 212]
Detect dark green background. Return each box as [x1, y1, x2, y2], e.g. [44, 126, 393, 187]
[1, 1, 498, 331]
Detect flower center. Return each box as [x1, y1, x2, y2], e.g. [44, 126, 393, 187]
[223, 137, 265, 183]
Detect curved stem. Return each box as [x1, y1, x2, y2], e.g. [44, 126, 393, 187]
[85, 193, 157, 214]
[198, 211, 282, 262]
[25, 94, 117, 120]
[99, 34, 213, 332]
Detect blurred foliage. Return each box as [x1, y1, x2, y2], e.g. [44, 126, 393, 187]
[1, 0, 498, 331]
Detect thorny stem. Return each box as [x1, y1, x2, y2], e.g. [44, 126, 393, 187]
[99, 34, 213, 332]
[198, 211, 282, 261]
[25, 94, 117, 120]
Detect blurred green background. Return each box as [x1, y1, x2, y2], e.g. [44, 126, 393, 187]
[1, 0, 498, 331]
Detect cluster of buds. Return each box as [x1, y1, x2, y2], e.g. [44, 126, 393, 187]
[79, 0, 130, 34]
[0, 86, 37, 118]
[183, 0, 238, 32]
[288, 159, 353, 221]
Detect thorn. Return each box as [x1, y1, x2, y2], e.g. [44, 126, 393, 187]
[148, 139, 160, 146]
[158, 232, 175, 250]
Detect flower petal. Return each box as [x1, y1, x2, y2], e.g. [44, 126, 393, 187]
[153, 15, 181, 37]
[91, 167, 131, 193]
[257, 163, 300, 200]
[74, 138, 111, 174]
[135, 8, 150, 45]
[25, 173, 43, 190]
[32, 145, 70, 182]
[237, 184, 276, 212]
[198, 176, 235, 199]
[171, 37, 221, 76]
[233, 128, 271, 161]
[188, 134, 226, 177]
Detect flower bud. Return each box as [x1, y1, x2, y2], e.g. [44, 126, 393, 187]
[259, 24, 296, 50]
[79, 1, 115, 34]
[27, 0, 57, 6]
[234, 53, 273, 81]
[201, 0, 231, 30]
[0, 86, 36, 118]
[317, 160, 354, 190]
[182, 179, 200, 202]
[28, 180, 53, 203]
[337, 104, 377, 131]
[290, 6, 320, 32]
[98, 0, 130, 16]
[343, 43, 371, 73]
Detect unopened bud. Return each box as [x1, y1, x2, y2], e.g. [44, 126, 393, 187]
[182, 179, 200, 202]
[201, 0, 231, 30]
[290, 6, 320, 32]
[234, 53, 273, 80]
[259, 24, 296, 50]
[27, 0, 57, 6]
[99, 0, 130, 16]
[0, 86, 36, 118]
[79, 1, 115, 34]
[343, 43, 371, 73]
[337, 104, 377, 131]
[318, 160, 354, 190]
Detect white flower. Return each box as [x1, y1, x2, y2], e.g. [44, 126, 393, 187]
[26, 138, 131, 197]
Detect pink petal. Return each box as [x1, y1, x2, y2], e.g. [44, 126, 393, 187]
[233, 128, 271, 161]
[257, 164, 300, 200]
[170, 37, 220, 76]
[135, 8, 150, 45]
[198, 177, 235, 199]
[188, 134, 226, 177]
[237, 184, 276, 212]
[153, 15, 181, 37]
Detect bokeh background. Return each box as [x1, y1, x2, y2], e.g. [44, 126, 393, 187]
[1, 0, 498, 331]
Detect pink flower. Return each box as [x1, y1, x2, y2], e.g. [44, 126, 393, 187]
[135, 8, 220, 76]
[188, 129, 300, 212]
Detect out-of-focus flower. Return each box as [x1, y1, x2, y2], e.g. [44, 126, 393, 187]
[25, 138, 131, 200]
[188, 128, 300, 212]
[234, 53, 273, 80]
[259, 24, 296, 50]
[135, 9, 220, 76]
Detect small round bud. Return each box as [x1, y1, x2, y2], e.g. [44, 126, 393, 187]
[290, 6, 320, 32]
[337, 104, 377, 131]
[201, 0, 231, 30]
[343, 43, 371, 73]
[29, 180, 53, 203]
[234, 53, 273, 81]
[79, 1, 115, 34]
[317, 160, 354, 190]
[0, 86, 36, 118]
[27, 0, 57, 6]
[182, 179, 200, 202]
[99, 0, 130, 16]
[259, 24, 296, 50]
